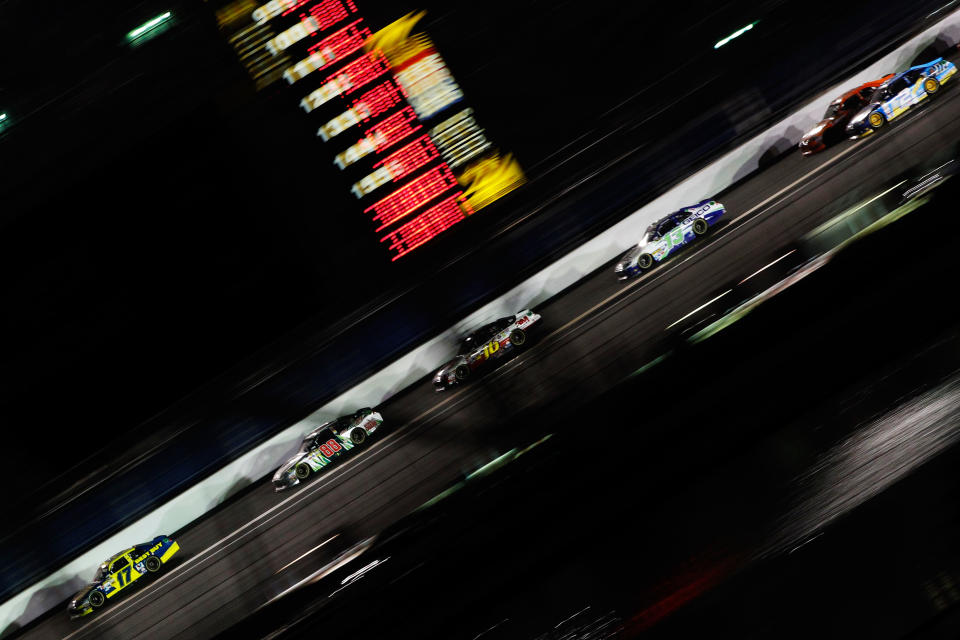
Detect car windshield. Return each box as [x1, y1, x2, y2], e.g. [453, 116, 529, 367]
[93, 564, 109, 581]
[299, 432, 322, 452]
[330, 416, 353, 433]
[459, 335, 479, 353]
[638, 222, 658, 246]
[823, 102, 842, 119]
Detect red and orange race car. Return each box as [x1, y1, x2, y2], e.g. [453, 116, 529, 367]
[798, 74, 895, 155]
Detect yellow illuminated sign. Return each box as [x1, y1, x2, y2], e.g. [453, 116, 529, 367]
[458, 153, 526, 212]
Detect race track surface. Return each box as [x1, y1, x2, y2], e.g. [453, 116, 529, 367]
[15, 74, 960, 640]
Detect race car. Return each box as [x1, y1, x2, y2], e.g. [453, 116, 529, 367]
[272, 408, 383, 490]
[846, 58, 957, 137]
[614, 200, 725, 279]
[798, 74, 894, 155]
[67, 535, 180, 617]
[433, 310, 541, 390]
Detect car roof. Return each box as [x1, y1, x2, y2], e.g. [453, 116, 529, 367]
[882, 66, 925, 89]
[103, 547, 135, 564]
[848, 74, 895, 97]
[907, 57, 944, 73]
[307, 419, 345, 439]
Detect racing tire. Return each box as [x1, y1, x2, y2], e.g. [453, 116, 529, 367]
[350, 428, 367, 446]
[145, 556, 162, 573]
[637, 253, 654, 270]
[924, 76, 941, 95]
[454, 364, 470, 382]
[89, 590, 105, 608]
[295, 462, 312, 480]
[692, 218, 709, 236]
[868, 111, 886, 131]
[510, 329, 526, 347]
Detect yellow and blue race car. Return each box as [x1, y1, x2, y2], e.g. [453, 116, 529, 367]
[67, 535, 180, 617]
[846, 58, 957, 136]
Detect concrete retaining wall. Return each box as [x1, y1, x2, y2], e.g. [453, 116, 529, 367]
[5, 10, 960, 635]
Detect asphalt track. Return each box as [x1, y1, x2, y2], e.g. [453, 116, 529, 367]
[15, 77, 960, 639]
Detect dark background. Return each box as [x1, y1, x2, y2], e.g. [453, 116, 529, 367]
[0, 0, 948, 500]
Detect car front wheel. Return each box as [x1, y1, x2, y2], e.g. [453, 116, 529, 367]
[638, 253, 654, 270]
[868, 111, 886, 131]
[295, 463, 312, 480]
[455, 364, 470, 381]
[89, 591, 105, 608]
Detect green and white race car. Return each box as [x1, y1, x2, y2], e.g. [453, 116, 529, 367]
[272, 408, 383, 491]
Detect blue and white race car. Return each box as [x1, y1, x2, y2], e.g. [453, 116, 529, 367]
[614, 200, 725, 279]
[846, 58, 957, 136]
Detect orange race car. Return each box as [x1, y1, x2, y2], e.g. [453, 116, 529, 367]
[798, 74, 895, 155]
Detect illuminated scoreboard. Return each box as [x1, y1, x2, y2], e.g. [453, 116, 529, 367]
[236, 0, 525, 260]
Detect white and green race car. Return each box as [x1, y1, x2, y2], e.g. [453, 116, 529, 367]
[615, 200, 725, 279]
[272, 408, 383, 491]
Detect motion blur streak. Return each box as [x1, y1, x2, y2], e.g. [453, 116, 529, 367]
[737, 249, 795, 285]
[623, 560, 736, 634]
[766, 372, 960, 557]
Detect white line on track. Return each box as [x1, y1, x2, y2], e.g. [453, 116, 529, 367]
[58, 107, 887, 640]
[551, 136, 869, 337]
[274, 534, 338, 575]
[62, 408, 464, 638]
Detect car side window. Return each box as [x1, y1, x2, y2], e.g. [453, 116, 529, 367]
[657, 219, 677, 236]
[110, 556, 129, 573]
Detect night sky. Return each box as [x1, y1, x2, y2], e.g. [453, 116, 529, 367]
[0, 0, 945, 478]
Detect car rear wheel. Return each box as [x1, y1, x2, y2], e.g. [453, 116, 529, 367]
[924, 77, 941, 95]
[350, 428, 367, 446]
[510, 329, 526, 347]
[89, 591, 105, 608]
[868, 111, 886, 130]
[638, 253, 654, 270]
[295, 463, 312, 480]
[692, 218, 709, 236]
[145, 556, 162, 573]
[455, 364, 470, 381]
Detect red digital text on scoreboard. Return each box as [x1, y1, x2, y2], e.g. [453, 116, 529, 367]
[294, 0, 357, 30]
[325, 51, 391, 97]
[366, 107, 421, 152]
[366, 165, 460, 231]
[374, 135, 439, 181]
[380, 193, 473, 261]
[285, 1, 495, 261]
[350, 78, 407, 123]
[306, 19, 370, 63]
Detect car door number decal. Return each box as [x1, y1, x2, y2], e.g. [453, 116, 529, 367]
[482, 340, 501, 359]
[116, 565, 132, 587]
[318, 439, 342, 457]
[667, 227, 685, 248]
